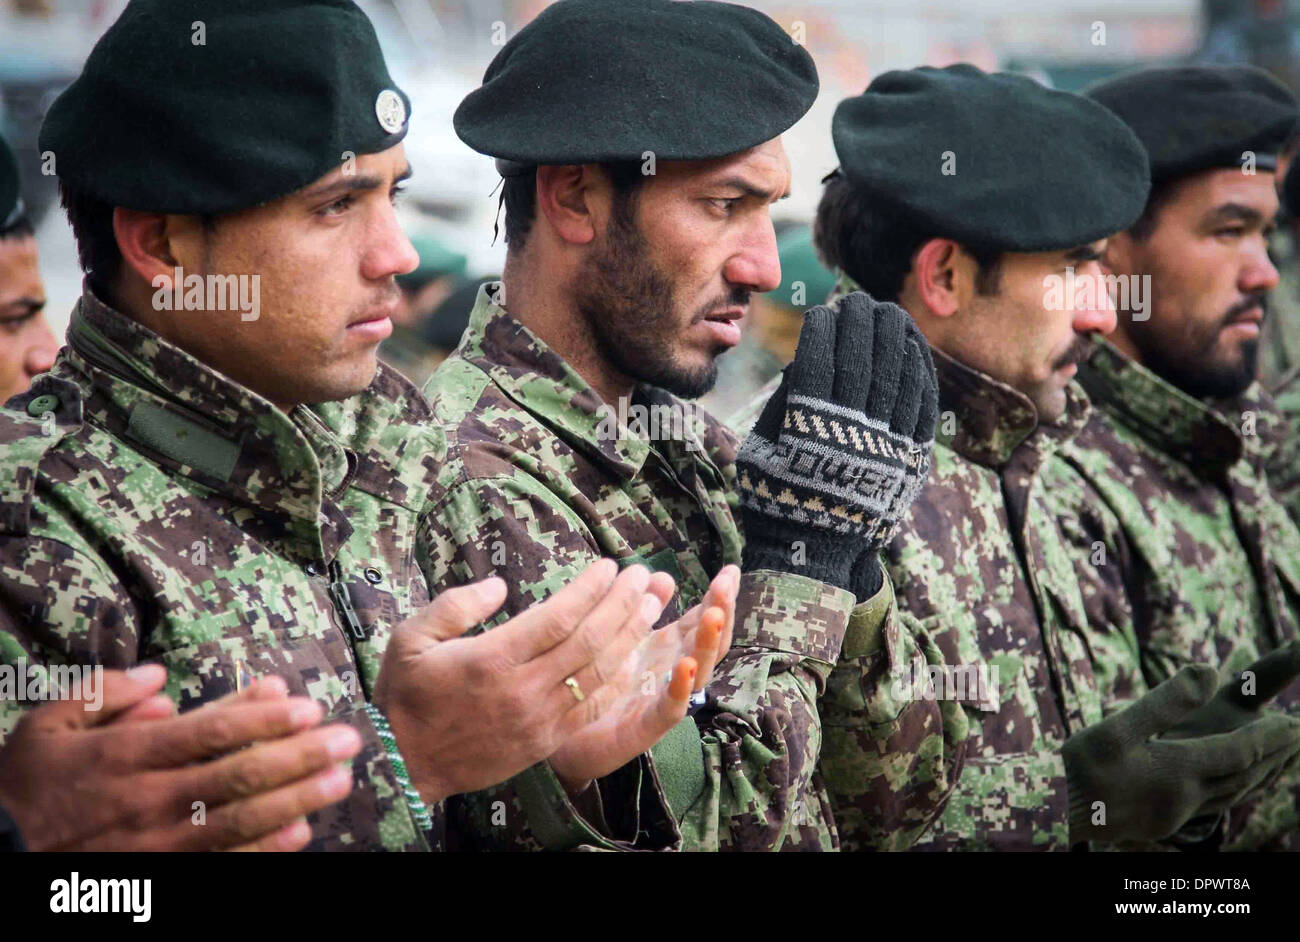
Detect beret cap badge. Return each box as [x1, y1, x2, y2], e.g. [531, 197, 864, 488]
[375, 89, 407, 135]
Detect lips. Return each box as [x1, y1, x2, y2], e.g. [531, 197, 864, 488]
[698, 307, 745, 348]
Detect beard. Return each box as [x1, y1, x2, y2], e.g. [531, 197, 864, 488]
[1127, 294, 1265, 400]
[573, 204, 744, 400]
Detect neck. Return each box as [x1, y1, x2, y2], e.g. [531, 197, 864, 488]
[502, 251, 637, 406]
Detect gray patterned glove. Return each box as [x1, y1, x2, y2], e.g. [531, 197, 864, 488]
[736, 291, 937, 599]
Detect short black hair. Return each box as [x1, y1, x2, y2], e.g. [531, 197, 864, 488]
[813, 171, 1003, 303]
[501, 160, 648, 248]
[59, 180, 219, 293]
[1126, 176, 1184, 242]
[0, 213, 33, 241]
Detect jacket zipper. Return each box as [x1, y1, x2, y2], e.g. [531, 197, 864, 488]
[328, 559, 369, 642]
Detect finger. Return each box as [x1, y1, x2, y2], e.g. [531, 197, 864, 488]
[831, 292, 874, 410]
[180, 723, 363, 807]
[1188, 714, 1300, 779]
[1231, 640, 1300, 709]
[125, 697, 326, 769]
[706, 565, 739, 654]
[489, 559, 619, 663]
[867, 301, 910, 417]
[786, 305, 837, 402]
[116, 694, 177, 723]
[227, 818, 313, 853]
[536, 565, 652, 683]
[647, 571, 676, 612]
[411, 576, 508, 643]
[889, 338, 925, 437]
[689, 608, 724, 691]
[43, 664, 169, 730]
[195, 764, 354, 851]
[910, 328, 939, 443]
[1115, 664, 1219, 742]
[749, 368, 790, 444]
[550, 579, 666, 712]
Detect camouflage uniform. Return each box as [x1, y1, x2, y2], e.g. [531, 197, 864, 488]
[416, 284, 959, 851]
[1258, 365, 1300, 525]
[1262, 227, 1300, 389]
[1057, 338, 1300, 849]
[0, 286, 594, 851]
[821, 331, 1147, 851]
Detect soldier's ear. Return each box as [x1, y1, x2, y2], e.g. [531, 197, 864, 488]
[112, 208, 183, 288]
[911, 238, 963, 319]
[535, 164, 597, 247]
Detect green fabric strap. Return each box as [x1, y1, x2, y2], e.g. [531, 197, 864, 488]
[649, 715, 706, 822]
[127, 401, 241, 483]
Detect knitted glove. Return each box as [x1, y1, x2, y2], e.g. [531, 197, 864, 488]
[736, 291, 937, 599]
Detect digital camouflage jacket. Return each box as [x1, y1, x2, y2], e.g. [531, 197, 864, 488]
[849, 344, 1149, 852]
[0, 286, 592, 852]
[1057, 339, 1300, 850]
[416, 284, 956, 851]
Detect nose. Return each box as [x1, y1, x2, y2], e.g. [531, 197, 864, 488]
[362, 202, 420, 282]
[1071, 268, 1118, 336]
[1241, 241, 1280, 297]
[722, 216, 782, 295]
[24, 318, 58, 377]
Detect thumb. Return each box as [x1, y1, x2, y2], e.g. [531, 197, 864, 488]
[1230, 640, 1300, 709]
[42, 665, 168, 730]
[413, 577, 508, 642]
[1119, 664, 1219, 742]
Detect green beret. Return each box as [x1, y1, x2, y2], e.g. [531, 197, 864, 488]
[0, 132, 21, 229]
[454, 0, 818, 165]
[1086, 66, 1297, 183]
[39, 0, 410, 215]
[832, 64, 1150, 253]
[397, 234, 468, 290]
[774, 227, 835, 310]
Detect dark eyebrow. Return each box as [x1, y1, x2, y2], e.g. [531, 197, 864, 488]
[301, 164, 413, 203]
[0, 297, 45, 317]
[1064, 244, 1103, 264]
[1202, 202, 1264, 227]
[711, 176, 791, 203]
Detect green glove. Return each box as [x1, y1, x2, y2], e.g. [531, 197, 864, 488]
[1165, 640, 1300, 804]
[1061, 664, 1300, 845]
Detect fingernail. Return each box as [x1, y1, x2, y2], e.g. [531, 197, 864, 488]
[640, 594, 664, 624]
[126, 664, 165, 683]
[290, 700, 320, 729]
[280, 818, 311, 849]
[475, 576, 506, 600]
[319, 766, 353, 799]
[325, 727, 361, 760]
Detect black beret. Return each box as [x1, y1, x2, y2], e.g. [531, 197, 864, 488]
[0, 132, 20, 229]
[831, 64, 1150, 253]
[1285, 148, 1300, 217]
[39, 0, 410, 215]
[454, 0, 818, 165]
[1086, 66, 1297, 183]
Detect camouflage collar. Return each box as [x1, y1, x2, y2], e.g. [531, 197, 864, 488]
[1077, 338, 1243, 473]
[935, 343, 1086, 467]
[63, 285, 432, 553]
[458, 283, 711, 479]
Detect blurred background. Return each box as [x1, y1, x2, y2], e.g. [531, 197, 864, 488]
[1, 0, 1295, 394]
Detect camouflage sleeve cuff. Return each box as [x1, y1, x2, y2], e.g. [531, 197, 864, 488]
[732, 570, 857, 663]
[513, 757, 677, 851]
[362, 701, 434, 833]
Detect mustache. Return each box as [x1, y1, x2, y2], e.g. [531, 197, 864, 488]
[692, 286, 752, 321]
[1220, 293, 1268, 328]
[1052, 334, 1097, 372]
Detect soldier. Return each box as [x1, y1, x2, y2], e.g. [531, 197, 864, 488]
[809, 64, 1300, 850]
[1047, 65, 1300, 850]
[0, 0, 702, 852]
[418, 0, 953, 851]
[0, 132, 56, 402]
